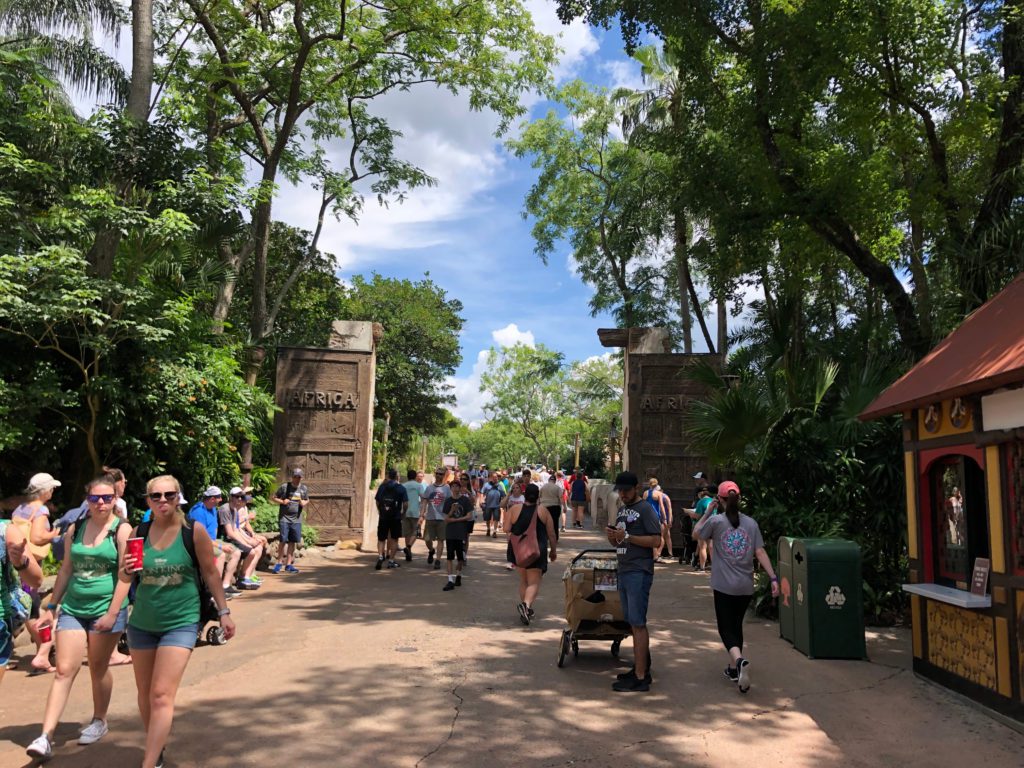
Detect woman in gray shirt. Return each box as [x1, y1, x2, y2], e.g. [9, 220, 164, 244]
[694, 481, 779, 693]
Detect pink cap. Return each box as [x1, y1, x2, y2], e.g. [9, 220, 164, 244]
[718, 480, 741, 497]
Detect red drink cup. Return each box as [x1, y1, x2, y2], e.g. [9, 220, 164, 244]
[127, 537, 145, 572]
[38, 623, 52, 643]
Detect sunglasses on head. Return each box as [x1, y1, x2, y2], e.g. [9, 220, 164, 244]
[231, 493, 245, 498]
[87, 493, 115, 504]
[148, 491, 178, 502]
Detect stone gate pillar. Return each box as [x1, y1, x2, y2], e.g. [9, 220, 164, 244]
[272, 321, 380, 544]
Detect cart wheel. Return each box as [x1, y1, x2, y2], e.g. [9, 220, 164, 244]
[571, 638, 579, 657]
[611, 639, 621, 657]
[557, 631, 569, 668]
[206, 626, 227, 646]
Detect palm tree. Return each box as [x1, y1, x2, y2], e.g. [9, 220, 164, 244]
[617, 45, 728, 355]
[0, 0, 129, 106]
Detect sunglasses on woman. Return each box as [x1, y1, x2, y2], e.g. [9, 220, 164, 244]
[148, 491, 179, 501]
[87, 493, 115, 503]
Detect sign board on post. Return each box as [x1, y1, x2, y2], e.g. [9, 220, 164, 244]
[971, 557, 991, 596]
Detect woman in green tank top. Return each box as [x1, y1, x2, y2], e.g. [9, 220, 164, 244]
[26, 477, 132, 760]
[119, 474, 236, 768]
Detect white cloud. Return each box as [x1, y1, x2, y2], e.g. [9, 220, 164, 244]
[601, 59, 646, 92]
[492, 323, 536, 348]
[524, 0, 600, 82]
[445, 349, 491, 427]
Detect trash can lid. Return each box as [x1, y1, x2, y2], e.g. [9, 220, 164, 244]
[792, 538, 861, 562]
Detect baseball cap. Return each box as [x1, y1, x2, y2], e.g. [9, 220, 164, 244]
[613, 471, 639, 490]
[693, 471, 706, 480]
[718, 480, 740, 497]
[229, 486, 252, 497]
[26, 472, 61, 494]
[291, 468, 304, 477]
[203, 485, 223, 498]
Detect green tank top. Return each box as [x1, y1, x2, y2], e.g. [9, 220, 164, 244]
[128, 526, 200, 633]
[62, 517, 127, 619]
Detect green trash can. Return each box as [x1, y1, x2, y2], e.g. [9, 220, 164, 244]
[792, 538, 867, 659]
[777, 537, 796, 644]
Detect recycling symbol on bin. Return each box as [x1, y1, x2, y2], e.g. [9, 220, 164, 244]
[825, 586, 847, 609]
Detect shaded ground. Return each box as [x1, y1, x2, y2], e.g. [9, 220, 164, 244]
[2, 525, 1022, 767]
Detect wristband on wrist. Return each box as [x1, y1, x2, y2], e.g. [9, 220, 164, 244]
[46, 602, 58, 611]
[14, 557, 30, 571]
[771, 576, 779, 582]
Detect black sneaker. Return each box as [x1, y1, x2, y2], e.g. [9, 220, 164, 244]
[737, 658, 751, 693]
[516, 601, 530, 625]
[612, 675, 650, 692]
[443, 581, 455, 591]
[427, 550, 434, 564]
[224, 585, 242, 596]
[724, 666, 739, 682]
[433, 560, 441, 570]
[375, 557, 383, 570]
[455, 574, 462, 586]
[155, 748, 165, 768]
[614, 669, 653, 684]
[404, 546, 412, 562]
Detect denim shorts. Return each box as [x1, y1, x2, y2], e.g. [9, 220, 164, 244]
[127, 622, 200, 651]
[0, 616, 12, 667]
[57, 607, 128, 635]
[279, 520, 302, 543]
[618, 570, 654, 628]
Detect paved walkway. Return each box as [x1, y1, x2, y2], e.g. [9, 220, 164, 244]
[2, 527, 1023, 767]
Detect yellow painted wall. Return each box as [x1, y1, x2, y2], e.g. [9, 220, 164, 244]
[905, 452, 918, 560]
[986, 445, 1006, 574]
[917, 400, 973, 439]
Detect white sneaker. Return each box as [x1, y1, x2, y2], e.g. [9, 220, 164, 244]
[737, 658, 751, 693]
[26, 733, 52, 761]
[78, 718, 108, 745]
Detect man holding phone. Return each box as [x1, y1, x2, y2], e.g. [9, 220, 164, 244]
[606, 471, 662, 692]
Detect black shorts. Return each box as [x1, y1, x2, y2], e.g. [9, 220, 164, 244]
[377, 517, 402, 542]
[445, 538, 466, 562]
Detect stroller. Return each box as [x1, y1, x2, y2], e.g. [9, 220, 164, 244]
[557, 549, 631, 667]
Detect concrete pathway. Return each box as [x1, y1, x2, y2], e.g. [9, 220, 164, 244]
[1, 527, 1023, 767]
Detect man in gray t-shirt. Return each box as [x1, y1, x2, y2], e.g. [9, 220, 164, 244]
[605, 471, 663, 693]
[420, 469, 452, 569]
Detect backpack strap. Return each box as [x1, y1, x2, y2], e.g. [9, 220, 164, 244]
[180, 522, 198, 569]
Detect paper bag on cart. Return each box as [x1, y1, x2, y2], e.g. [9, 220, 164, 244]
[564, 565, 622, 627]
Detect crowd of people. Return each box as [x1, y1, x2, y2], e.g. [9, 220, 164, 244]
[0, 466, 317, 766]
[1, 458, 779, 762]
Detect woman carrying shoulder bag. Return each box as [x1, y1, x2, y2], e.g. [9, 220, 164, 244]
[26, 476, 132, 760]
[507, 484, 557, 626]
[121, 475, 236, 768]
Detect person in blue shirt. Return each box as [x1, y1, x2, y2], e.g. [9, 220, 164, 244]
[188, 487, 242, 598]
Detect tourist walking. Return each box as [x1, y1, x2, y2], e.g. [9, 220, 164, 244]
[693, 481, 779, 693]
[441, 481, 474, 591]
[121, 475, 236, 768]
[26, 476, 132, 760]
[1, 515, 43, 688]
[374, 469, 408, 570]
[606, 471, 662, 692]
[421, 469, 451, 570]
[481, 472, 505, 538]
[689, 484, 716, 571]
[568, 470, 589, 528]
[506, 484, 557, 624]
[538, 474, 565, 541]
[12, 472, 61, 675]
[273, 468, 308, 574]
[401, 469, 426, 561]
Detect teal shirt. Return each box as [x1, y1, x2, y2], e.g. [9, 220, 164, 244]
[694, 497, 714, 519]
[402, 481, 425, 518]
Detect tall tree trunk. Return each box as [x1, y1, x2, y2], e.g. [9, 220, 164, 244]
[674, 212, 693, 353]
[717, 290, 728, 360]
[127, 0, 154, 122]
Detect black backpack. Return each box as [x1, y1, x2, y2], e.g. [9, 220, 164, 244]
[134, 520, 219, 626]
[378, 482, 405, 521]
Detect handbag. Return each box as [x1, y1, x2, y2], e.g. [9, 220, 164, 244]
[509, 505, 540, 567]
